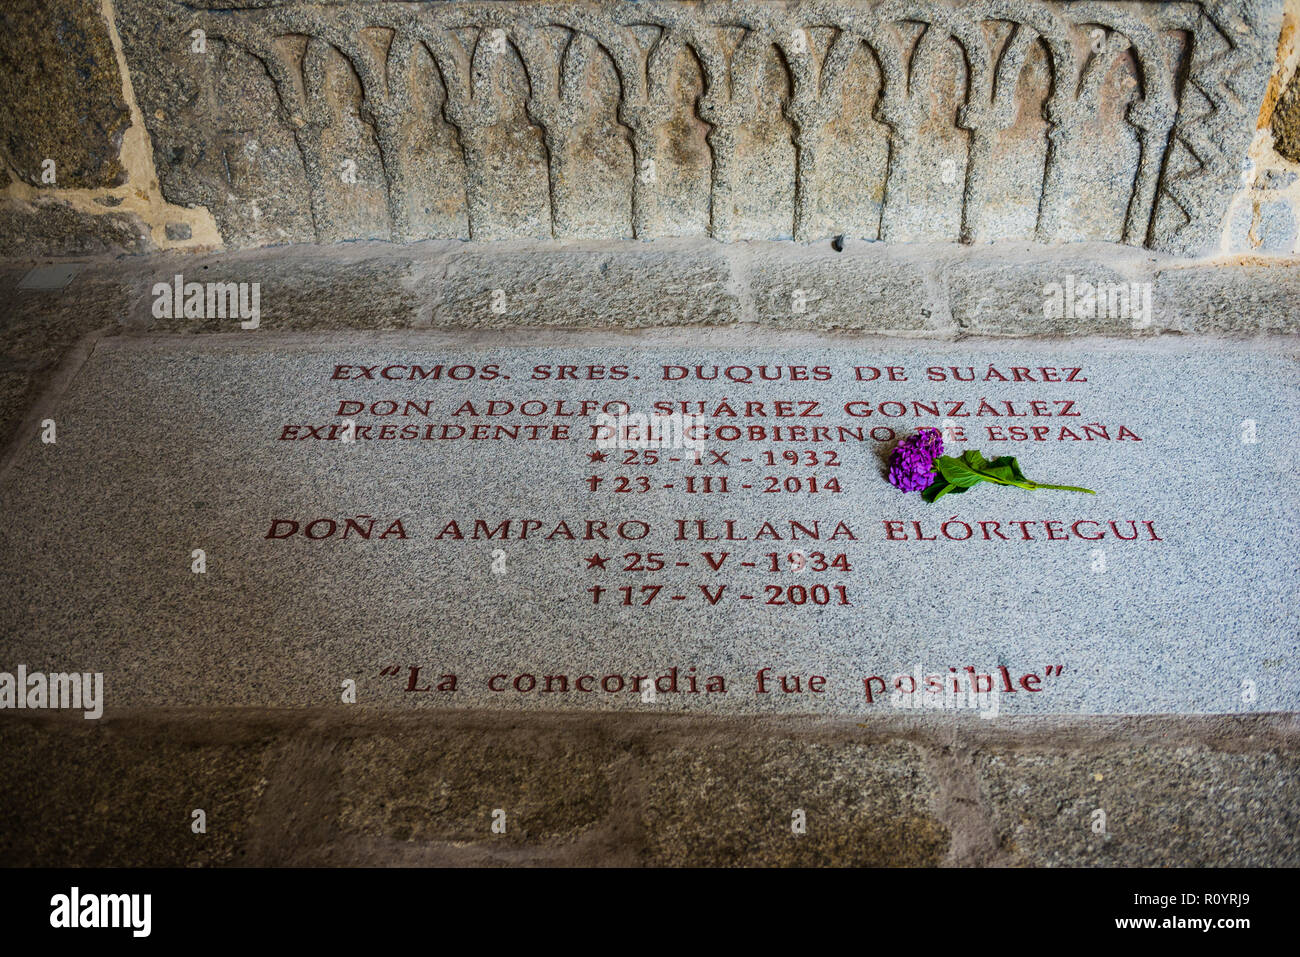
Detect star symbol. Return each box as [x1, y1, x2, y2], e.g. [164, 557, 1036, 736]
[588, 449, 609, 463]
[585, 553, 609, 570]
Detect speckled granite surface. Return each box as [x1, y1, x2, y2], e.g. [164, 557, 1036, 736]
[1, 330, 1296, 716]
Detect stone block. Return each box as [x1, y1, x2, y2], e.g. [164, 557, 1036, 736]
[1255, 198, 1299, 253]
[746, 243, 948, 333]
[978, 745, 1300, 866]
[425, 243, 739, 328]
[336, 729, 617, 846]
[0, 0, 131, 189]
[944, 246, 1160, 335]
[0, 196, 152, 257]
[0, 718, 271, 866]
[638, 739, 948, 866]
[1153, 262, 1300, 333]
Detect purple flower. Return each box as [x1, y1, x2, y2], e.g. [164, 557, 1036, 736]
[888, 427, 945, 493]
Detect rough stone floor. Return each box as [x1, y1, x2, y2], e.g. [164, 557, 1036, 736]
[0, 240, 1296, 867]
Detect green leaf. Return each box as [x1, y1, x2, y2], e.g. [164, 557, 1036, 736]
[921, 480, 949, 503]
[934, 455, 985, 488]
[922, 479, 969, 503]
[940, 451, 1023, 488]
[990, 455, 1028, 483]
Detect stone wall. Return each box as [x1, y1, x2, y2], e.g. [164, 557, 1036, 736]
[3, 0, 1300, 258]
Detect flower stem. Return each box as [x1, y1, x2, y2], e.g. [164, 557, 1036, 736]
[1021, 481, 1096, 494]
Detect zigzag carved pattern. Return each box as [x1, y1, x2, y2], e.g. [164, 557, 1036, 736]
[139, 0, 1280, 255]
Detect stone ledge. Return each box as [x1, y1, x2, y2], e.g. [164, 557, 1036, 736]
[1, 239, 1297, 337]
[1, 710, 1295, 867]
